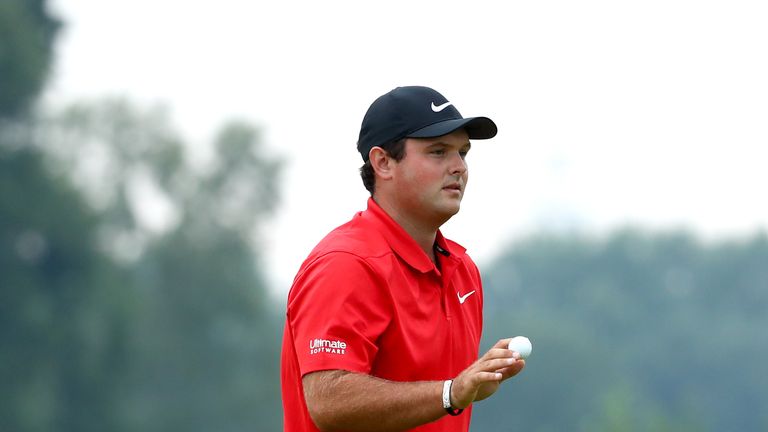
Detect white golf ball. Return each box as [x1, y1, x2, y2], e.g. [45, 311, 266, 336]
[507, 336, 532, 359]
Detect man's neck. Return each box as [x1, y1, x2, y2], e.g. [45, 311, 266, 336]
[372, 196, 440, 263]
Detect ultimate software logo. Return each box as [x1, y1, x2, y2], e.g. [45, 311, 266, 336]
[309, 338, 347, 355]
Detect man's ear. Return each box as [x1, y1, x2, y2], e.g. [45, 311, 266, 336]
[369, 146, 394, 180]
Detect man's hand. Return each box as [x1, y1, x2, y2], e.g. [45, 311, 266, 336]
[450, 338, 526, 408]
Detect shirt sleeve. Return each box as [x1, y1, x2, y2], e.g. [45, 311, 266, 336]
[286, 251, 392, 376]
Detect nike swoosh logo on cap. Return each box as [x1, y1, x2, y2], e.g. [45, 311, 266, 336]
[457, 290, 476, 304]
[431, 101, 453, 112]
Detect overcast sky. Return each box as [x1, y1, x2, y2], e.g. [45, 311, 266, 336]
[45, 0, 768, 293]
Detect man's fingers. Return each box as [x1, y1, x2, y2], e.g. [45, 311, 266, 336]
[475, 371, 503, 382]
[462, 369, 503, 385]
[498, 360, 526, 381]
[478, 357, 518, 373]
[481, 347, 515, 362]
[492, 338, 513, 350]
[454, 362, 509, 391]
[455, 371, 502, 397]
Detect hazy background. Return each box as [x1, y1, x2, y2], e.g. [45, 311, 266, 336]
[44, 0, 768, 291]
[3, 1, 768, 431]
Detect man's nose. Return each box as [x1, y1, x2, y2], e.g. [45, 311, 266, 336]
[449, 152, 468, 175]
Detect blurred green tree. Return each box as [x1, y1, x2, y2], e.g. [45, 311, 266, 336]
[471, 230, 768, 432]
[38, 99, 284, 431]
[2, 0, 284, 429]
[2, 2, 130, 431]
[0, 0, 59, 119]
[0, 144, 133, 432]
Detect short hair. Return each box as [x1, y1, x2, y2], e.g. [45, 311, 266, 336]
[359, 138, 406, 194]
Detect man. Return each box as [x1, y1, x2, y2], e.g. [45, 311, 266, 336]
[281, 86, 525, 431]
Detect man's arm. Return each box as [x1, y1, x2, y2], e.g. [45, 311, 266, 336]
[303, 338, 525, 432]
[303, 370, 444, 432]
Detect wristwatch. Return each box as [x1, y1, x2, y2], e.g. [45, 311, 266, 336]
[442, 380, 464, 416]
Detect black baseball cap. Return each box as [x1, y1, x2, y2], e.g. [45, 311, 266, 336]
[357, 86, 497, 162]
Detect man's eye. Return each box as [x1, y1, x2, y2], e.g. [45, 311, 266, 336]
[431, 149, 445, 155]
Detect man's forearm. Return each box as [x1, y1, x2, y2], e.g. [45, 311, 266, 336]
[302, 339, 525, 431]
[303, 370, 447, 432]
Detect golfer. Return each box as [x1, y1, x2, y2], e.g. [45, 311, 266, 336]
[281, 86, 525, 431]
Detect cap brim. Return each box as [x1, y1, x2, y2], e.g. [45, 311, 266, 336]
[406, 117, 497, 140]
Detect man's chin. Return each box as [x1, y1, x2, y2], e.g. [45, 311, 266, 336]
[434, 202, 461, 223]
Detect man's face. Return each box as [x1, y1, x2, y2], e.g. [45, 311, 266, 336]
[390, 129, 471, 226]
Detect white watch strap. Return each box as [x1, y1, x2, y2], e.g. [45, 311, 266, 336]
[442, 379, 453, 409]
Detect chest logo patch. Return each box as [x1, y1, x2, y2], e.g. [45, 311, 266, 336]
[457, 290, 476, 304]
[309, 338, 347, 355]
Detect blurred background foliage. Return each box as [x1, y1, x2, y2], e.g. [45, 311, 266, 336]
[2, 1, 281, 431]
[474, 231, 768, 431]
[2, 1, 767, 431]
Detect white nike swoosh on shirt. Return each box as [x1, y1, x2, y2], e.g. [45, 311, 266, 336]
[431, 101, 453, 112]
[457, 290, 476, 304]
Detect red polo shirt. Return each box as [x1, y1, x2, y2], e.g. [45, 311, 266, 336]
[281, 198, 484, 431]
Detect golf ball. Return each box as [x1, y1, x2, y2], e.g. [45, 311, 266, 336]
[507, 336, 532, 359]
